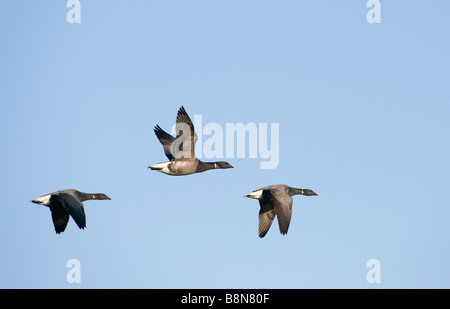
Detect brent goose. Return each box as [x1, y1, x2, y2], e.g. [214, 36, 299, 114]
[31, 189, 111, 234]
[244, 184, 317, 238]
[149, 106, 233, 175]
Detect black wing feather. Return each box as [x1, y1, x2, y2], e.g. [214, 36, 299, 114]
[263, 188, 293, 235]
[258, 198, 276, 238]
[154, 125, 175, 160]
[174, 106, 197, 158]
[52, 193, 86, 231]
[49, 196, 70, 234]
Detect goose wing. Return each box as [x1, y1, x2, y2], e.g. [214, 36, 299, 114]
[154, 125, 175, 160]
[258, 198, 276, 238]
[49, 196, 70, 234]
[52, 193, 86, 231]
[263, 188, 293, 235]
[174, 106, 197, 159]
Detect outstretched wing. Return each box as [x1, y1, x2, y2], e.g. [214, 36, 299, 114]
[258, 198, 276, 238]
[52, 193, 86, 231]
[154, 125, 175, 160]
[49, 196, 70, 234]
[173, 106, 197, 159]
[263, 189, 293, 235]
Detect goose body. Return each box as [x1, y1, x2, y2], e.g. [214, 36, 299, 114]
[31, 189, 110, 234]
[245, 184, 317, 238]
[149, 106, 233, 175]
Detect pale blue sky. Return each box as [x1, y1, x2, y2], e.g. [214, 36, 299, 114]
[1, 1, 449, 288]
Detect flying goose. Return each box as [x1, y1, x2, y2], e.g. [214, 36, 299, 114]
[244, 184, 317, 238]
[31, 189, 111, 234]
[149, 106, 233, 175]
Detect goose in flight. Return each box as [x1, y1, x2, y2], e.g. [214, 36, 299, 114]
[149, 106, 233, 175]
[31, 189, 111, 234]
[245, 184, 317, 238]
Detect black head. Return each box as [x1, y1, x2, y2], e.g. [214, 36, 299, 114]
[215, 161, 234, 169]
[301, 189, 317, 196]
[91, 193, 111, 200]
[288, 187, 318, 197]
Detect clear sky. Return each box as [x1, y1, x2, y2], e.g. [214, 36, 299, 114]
[1, 1, 449, 288]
